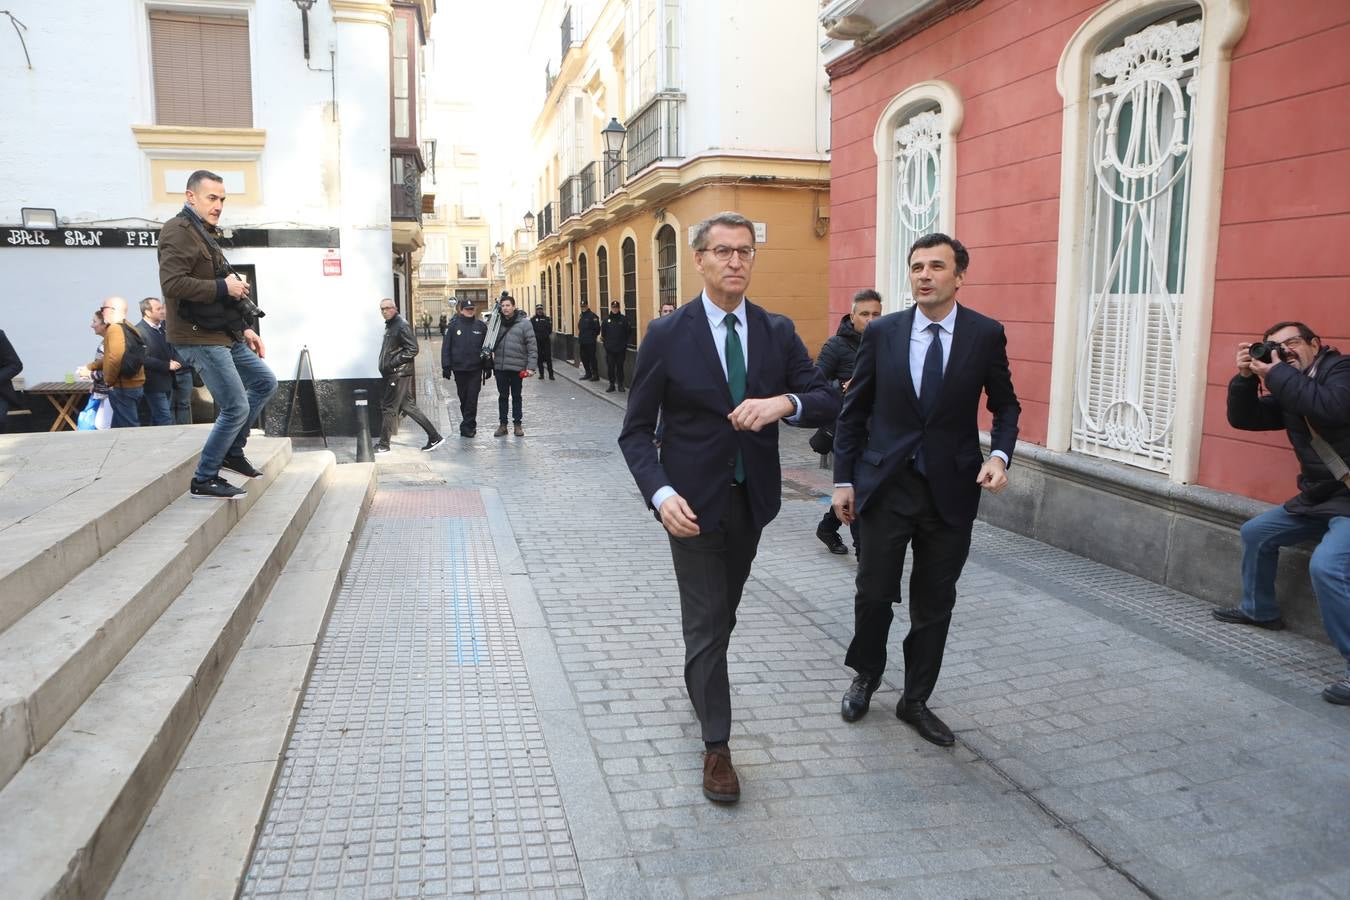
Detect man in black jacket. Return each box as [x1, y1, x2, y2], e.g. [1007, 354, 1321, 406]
[602, 300, 631, 392]
[531, 304, 555, 380]
[441, 297, 488, 437]
[1215, 321, 1350, 705]
[578, 300, 601, 380]
[0, 328, 22, 431]
[813, 289, 883, 555]
[135, 296, 184, 426]
[377, 299, 443, 453]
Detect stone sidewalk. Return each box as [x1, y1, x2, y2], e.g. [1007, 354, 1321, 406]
[249, 343, 1350, 898]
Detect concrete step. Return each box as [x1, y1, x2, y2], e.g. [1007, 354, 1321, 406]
[0, 437, 293, 790]
[0, 450, 336, 900]
[0, 426, 206, 633]
[108, 462, 376, 900]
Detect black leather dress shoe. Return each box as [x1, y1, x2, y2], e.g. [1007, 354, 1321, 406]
[841, 673, 882, 722]
[1211, 607, 1285, 630]
[816, 526, 848, 555]
[896, 699, 954, 746]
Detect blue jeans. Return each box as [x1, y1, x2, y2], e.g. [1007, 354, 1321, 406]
[1241, 506, 1350, 674]
[172, 368, 194, 424]
[177, 342, 277, 481]
[145, 390, 173, 426]
[109, 386, 143, 427]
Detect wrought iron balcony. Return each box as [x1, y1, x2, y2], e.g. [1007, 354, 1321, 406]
[625, 94, 682, 177]
[559, 174, 583, 221]
[419, 262, 450, 282]
[603, 155, 625, 197]
[536, 202, 556, 239]
[391, 150, 423, 221]
[457, 263, 489, 280]
[579, 161, 597, 209]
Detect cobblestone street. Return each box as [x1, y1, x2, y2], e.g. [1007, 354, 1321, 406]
[247, 344, 1350, 898]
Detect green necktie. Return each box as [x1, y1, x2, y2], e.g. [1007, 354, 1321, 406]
[724, 313, 746, 483]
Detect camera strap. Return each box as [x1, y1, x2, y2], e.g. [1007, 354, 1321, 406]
[1305, 419, 1350, 488]
[179, 207, 238, 278]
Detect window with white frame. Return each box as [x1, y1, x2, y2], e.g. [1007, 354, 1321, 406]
[624, 0, 679, 116]
[463, 243, 479, 268]
[890, 106, 943, 309]
[1071, 12, 1202, 472]
[871, 82, 962, 314]
[149, 11, 252, 127]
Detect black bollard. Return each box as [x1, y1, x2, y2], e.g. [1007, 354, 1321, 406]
[353, 388, 373, 462]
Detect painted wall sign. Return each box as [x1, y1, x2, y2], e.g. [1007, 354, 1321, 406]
[4, 228, 161, 248]
[2, 227, 342, 249]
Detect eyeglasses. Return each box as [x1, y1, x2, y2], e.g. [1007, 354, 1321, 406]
[1275, 336, 1307, 350]
[699, 245, 756, 262]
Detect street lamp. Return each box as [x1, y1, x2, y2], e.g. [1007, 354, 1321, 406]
[601, 117, 627, 192]
[601, 117, 627, 155]
[293, 0, 316, 61]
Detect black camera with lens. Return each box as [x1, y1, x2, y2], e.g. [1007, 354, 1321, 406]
[212, 259, 265, 320]
[1249, 340, 1284, 364]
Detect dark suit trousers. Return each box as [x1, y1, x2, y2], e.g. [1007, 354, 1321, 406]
[845, 464, 973, 704]
[606, 349, 626, 388]
[537, 339, 554, 377]
[667, 484, 762, 744]
[452, 369, 482, 434]
[580, 343, 598, 378]
[379, 374, 439, 445]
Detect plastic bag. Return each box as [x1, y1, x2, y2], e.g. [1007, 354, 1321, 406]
[95, 395, 112, 429]
[76, 395, 101, 431]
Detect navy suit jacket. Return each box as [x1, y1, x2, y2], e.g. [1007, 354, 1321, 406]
[833, 304, 1020, 527]
[619, 297, 839, 533]
[135, 319, 183, 394]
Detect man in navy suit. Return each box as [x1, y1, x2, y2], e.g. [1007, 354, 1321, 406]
[832, 233, 1020, 746]
[619, 211, 839, 803]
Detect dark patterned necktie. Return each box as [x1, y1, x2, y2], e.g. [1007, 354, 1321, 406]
[724, 313, 746, 483]
[920, 322, 943, 418]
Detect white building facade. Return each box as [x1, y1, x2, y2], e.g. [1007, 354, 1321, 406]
[0, 0, 435, 432]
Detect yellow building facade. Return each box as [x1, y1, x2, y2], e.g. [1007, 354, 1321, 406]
[504, 0, 833, 361]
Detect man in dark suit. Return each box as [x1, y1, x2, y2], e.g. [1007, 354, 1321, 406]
[832, 233, 1020, 747]
[619, 211, 839, 804]
[136, 296, 185, 426]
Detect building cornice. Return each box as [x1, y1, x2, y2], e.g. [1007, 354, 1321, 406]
[825, 0, 983, 79]
[131, 125, 267, 152]
[330, 0, 394, 29]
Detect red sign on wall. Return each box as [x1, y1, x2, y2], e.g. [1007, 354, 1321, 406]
[323, 249, 342, 276]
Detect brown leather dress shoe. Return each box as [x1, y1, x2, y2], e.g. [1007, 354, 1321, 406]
[702, 746, 740, 803]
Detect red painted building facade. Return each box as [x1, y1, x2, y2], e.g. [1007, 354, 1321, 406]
[823, 0, 1350, 507]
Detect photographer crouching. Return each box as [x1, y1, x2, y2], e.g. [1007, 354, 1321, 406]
[1216, 321, 1350, 705]
[158, 169, 277, 500]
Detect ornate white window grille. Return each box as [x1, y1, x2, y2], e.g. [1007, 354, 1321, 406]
[891, 107, 943, 309]
[1072, 17, 1201, 472]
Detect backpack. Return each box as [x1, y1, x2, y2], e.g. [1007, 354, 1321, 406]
[118, 323, 147, 378]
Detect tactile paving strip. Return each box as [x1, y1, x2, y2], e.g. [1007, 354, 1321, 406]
[971, 521, 1346, 693]
[241, 487, 583, 899]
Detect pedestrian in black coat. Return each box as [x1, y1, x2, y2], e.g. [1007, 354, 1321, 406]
[813, 289, 883, 556]
[531, 305, 555, 380]
[441, 297, 489, 437]
[578, 300, 601, 380]
[602, 301, 630, 392]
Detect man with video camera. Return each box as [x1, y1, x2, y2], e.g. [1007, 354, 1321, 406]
[1217, 321, 1350, 705]
[159, 169, 277, 500]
